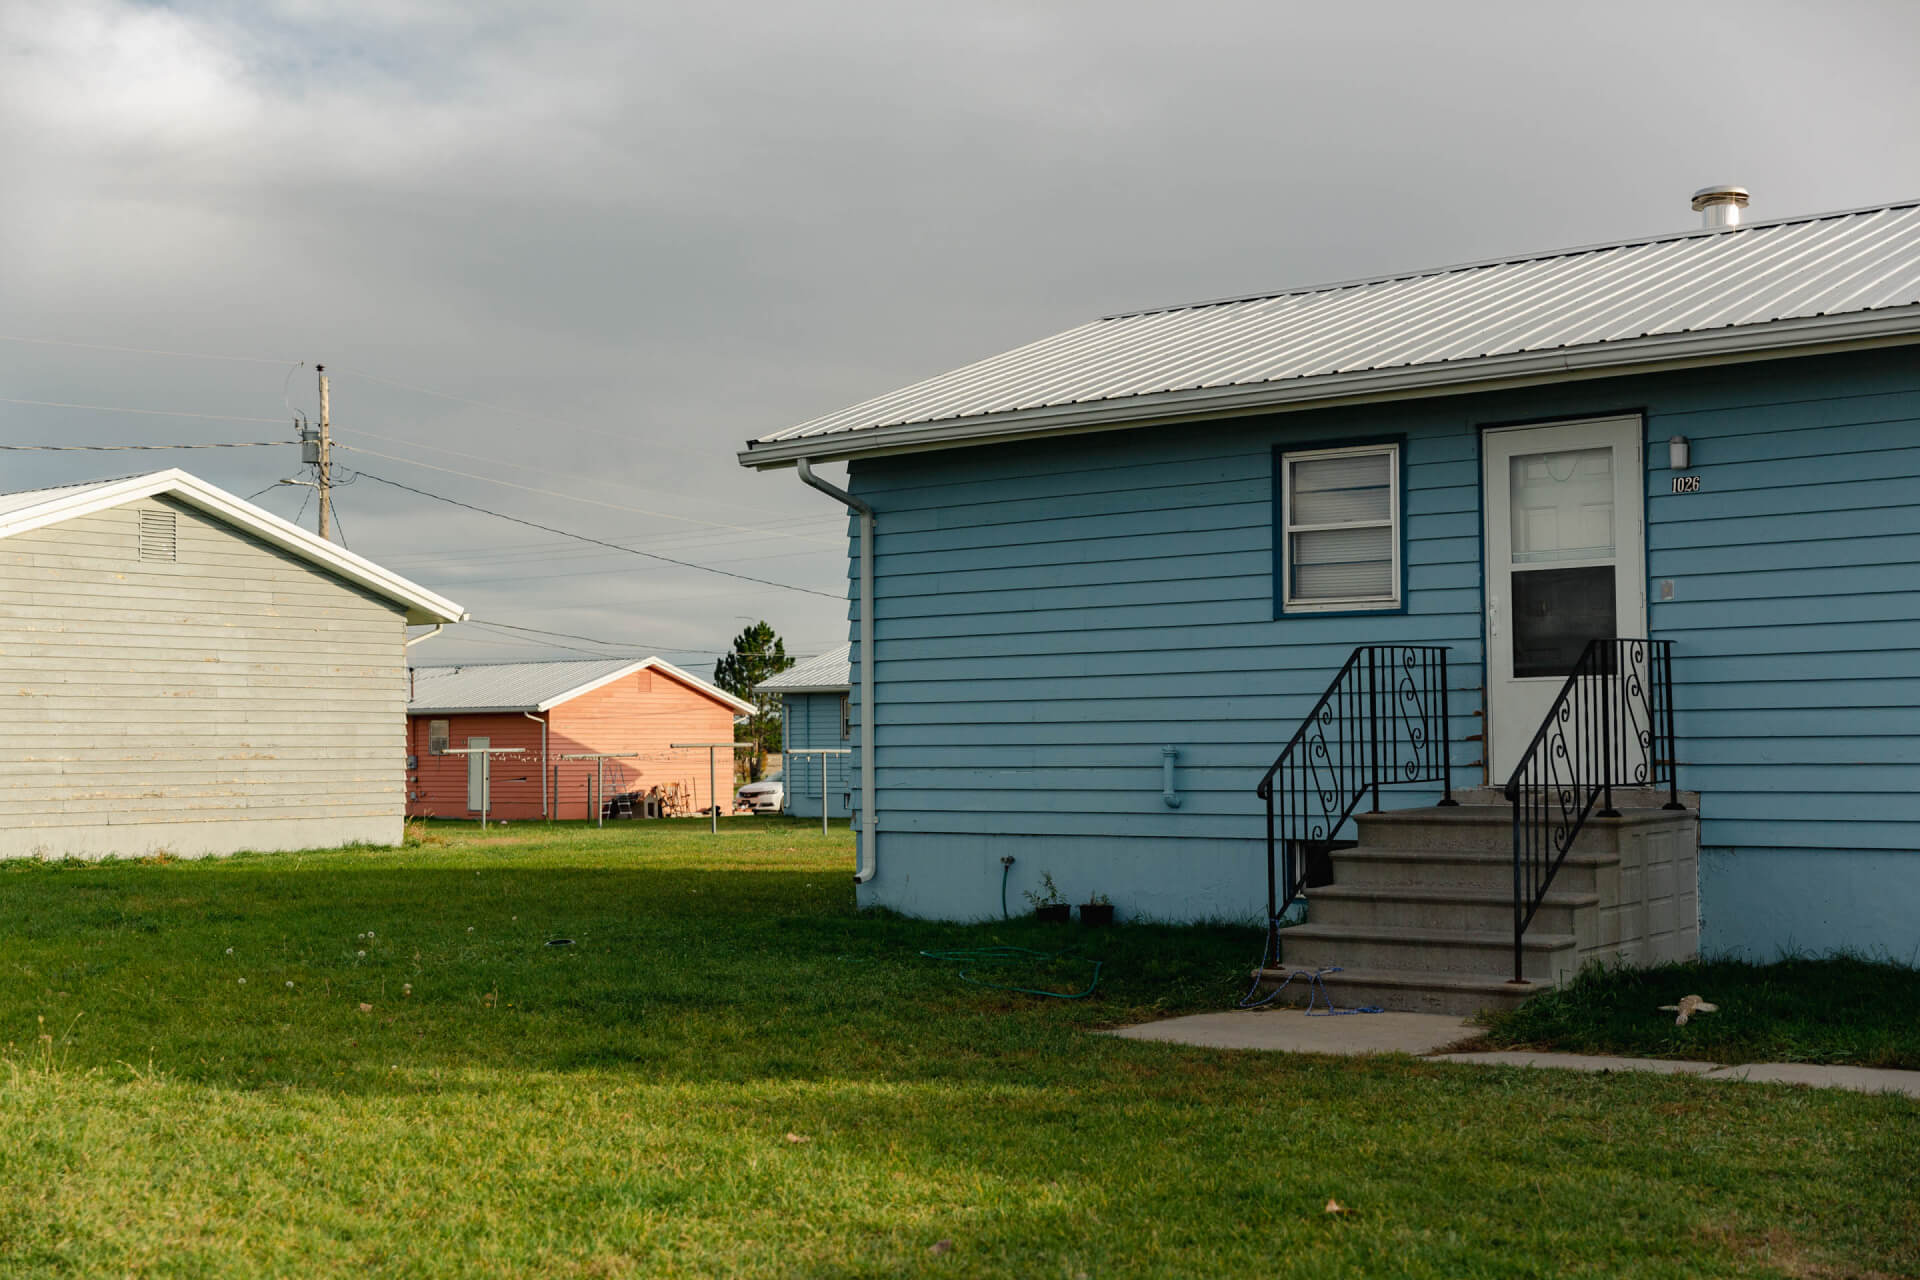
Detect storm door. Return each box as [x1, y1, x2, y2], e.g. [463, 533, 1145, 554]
[1483, 417, 1646, 779]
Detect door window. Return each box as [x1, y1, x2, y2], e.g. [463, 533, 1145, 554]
[1507, 447, 1618, 679]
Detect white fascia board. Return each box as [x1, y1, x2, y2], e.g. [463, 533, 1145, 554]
[738, 308, 1920, 469]
[533, 657, 759, 716]
[0, 468, 468, 625]
[762, 683, 851, 695]
[645, 657, 759, 715]
[530, 660, 655, 711]
[409, 705, 542, 716]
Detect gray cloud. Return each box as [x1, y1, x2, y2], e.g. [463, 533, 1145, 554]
[4, 0, 1916, 665]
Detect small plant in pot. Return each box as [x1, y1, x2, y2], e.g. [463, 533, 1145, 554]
[1023, 872, 1070, 923]
[1078, 892, 1115, 926]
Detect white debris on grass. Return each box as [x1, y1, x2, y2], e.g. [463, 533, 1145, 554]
[1659, 994, 1720, 1025]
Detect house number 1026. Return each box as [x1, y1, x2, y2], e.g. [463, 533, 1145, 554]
[1671, 475, 1702, 494]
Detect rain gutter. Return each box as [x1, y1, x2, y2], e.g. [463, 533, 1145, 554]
[795, 459, 878, 885]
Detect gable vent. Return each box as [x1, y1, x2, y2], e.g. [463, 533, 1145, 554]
[137, 509, 177, 562]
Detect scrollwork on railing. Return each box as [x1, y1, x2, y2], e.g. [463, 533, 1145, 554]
[1504, 638, 1681, 982]
[1256, 645, 1456, 952]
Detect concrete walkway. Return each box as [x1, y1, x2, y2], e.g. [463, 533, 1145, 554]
[1112, 1009, 1474, 1057]
[1110, 1009, 1920, 1099]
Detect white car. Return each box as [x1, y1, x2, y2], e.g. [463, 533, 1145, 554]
[735, 772, 784, 814]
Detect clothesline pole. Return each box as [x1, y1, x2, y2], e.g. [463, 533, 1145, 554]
[670, 742, 755, 835]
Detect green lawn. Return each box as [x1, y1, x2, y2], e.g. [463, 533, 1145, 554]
[1479, 956, 1920, 1069]
[1, 819, 1914, 1278]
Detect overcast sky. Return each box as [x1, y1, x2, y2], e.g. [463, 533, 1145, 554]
[4, 0, 1916, 669]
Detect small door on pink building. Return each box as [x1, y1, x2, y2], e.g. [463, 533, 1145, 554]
[467, 736, 489, 812]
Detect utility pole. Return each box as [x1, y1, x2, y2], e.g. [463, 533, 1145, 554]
[316, 364, 332, 541]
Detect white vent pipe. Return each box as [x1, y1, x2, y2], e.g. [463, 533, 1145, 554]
[1691, 185, 1749, 229]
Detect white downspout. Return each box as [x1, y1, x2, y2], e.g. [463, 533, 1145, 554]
[405, 623, 445, 648]
[796, 458, 878, 884]
[523, 711, 548, 819]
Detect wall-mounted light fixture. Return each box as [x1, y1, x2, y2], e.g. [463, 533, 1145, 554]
[1668, 435, 1691, 470]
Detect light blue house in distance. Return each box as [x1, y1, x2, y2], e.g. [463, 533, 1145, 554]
[739, 190, 1920, 1004]
[759, 645, 853, 820]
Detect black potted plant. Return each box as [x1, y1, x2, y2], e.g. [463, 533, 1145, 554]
[1024, 873, 1071, 923]
[1078, 892, 1114, 926]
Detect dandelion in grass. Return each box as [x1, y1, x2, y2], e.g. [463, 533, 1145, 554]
[225, 947, 234, 955]
[357, 950, 366, 959]
[285, 981, 295, 990]
[237, 978, 246, 986]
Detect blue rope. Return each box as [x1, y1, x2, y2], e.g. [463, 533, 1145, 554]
[1238, 923, 1383, 1015]
[920, 946, 1102, 1000]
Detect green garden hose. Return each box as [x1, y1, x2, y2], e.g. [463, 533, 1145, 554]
[919, 946, 1102, 999]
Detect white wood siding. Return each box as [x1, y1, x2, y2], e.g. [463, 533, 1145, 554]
[0, 496, 409, 857]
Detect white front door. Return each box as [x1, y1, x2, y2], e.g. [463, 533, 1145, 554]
[467, 736, 490, 811]
[1484, 417, 1646, 780]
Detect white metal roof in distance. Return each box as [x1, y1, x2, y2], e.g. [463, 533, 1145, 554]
[409, 656, 756, 715]
[0, 468, 466, 625]
[755, 644, 851, 694]
[740, 200, 1920, 467]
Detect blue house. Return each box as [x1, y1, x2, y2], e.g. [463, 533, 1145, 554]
[758, 645, 853, 821]
[740, 190, 1920, 1009]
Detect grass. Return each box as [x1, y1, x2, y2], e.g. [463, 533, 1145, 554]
[1479, 956, 1920, 1069]
[0, 818, 1913, 1278]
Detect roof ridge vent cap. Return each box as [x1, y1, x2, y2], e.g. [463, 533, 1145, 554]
[1691, 184, 1750, 229]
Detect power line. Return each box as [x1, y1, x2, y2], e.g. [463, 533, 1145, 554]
[344, 468, 842, 600]
[467, 618, 727, 656]
[462, 622, 625, 659]
[0, 440, 291, 451]
[330, 366, 633, 444]
[0, 396, 290, 425]
[338, 423, 842, 538]
[326, 365, 773, 472]
[372, 509, 847, 567]
[333, 440, 840, 545]
[0, 334, 291, 366]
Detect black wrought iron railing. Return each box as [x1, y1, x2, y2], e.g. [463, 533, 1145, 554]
[1254, 645, 1456, 952]
[1503, 637, 1683, 982]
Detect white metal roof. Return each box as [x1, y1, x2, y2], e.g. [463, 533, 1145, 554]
[409, 656, 755, 716]
[755, 644, 851, 694]
[741, 200, 1920, 467]
[0, 469, 466, 625]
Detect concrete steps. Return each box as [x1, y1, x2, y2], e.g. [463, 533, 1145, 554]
[1328, 847, 1614, 895]
[1306, 883, 1598, 936]
[1281, 921, 1574, 982]
[1252, 798, 1700, 1016]
[1253, 965, 1547, 1016]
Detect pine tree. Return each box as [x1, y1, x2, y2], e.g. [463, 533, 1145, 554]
[713, 621, 793, 781]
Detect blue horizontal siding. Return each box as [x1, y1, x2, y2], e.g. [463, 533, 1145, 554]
[843, 347, 1920, 929]
[1700, 847, 1920, 962]
[781, 692, 851, 819]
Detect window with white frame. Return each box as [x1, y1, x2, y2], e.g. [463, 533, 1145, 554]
[1279, 442, 1401, 613]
